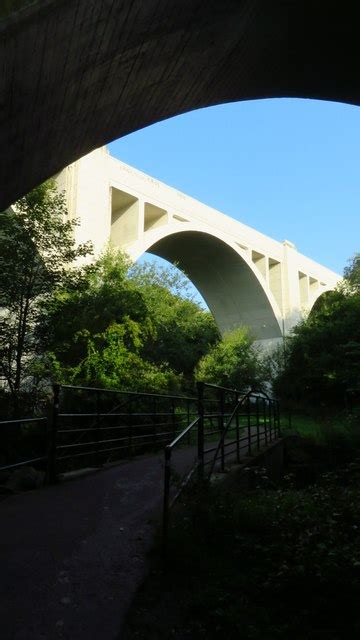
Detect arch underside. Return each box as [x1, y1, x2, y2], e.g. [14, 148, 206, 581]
[1, 0, 360, 209]
[148, 231, 282, 340]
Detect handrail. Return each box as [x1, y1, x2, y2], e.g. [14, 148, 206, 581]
[58, 383, 196, 403]
[163, 416, 200, 541]
[249, 387, 272, 401]
[207, 389, 253, 478]
[201, 381, 242, 395]
[166, 416, 200, 450]
[0, 417, 47, 425]
[53, 383, 197, 468]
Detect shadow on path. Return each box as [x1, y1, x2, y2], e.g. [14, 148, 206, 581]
[0, 447, 198, 640]
[1, 427, 272, 639]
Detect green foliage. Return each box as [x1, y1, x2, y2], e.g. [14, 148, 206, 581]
[42, 250, 148, 367]
[282, 412, 360, 452]
[270, 255, 360, 408]
[343, 252, 360, 294]
[43, 249, 218, 393]
[0, 181, 92, 411]
[51, 319, 182, 393]
[195, 326, 264, 390]
[131, 261, 220, 382]
[274, 288, 360, 407]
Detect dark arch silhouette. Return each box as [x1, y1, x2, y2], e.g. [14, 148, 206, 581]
[1, 0, 360, 209]
[147, 230, 282, 340]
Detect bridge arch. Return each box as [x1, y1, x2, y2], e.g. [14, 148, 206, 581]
[306, 287, 338, 319]
[131, 226, 283, 341]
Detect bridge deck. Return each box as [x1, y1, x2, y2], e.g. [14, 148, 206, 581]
[0, 435, 271, 640]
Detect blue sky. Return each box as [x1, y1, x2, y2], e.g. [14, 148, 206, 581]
[109, 98, 360, 278]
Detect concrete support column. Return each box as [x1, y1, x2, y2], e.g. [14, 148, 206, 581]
[138, 199, 145, 244]
[282, 240, 302, 335]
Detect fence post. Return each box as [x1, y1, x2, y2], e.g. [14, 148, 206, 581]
[95, 390, 101, 466]
[247, 395, 251, 456]
[263, 397, 268, 446]
[47, 383, 60, 484]
[128, 396, 133, 457]
[236, 393, 240, 463]
[269, 400, 273, 442]
[163, 445, 171, 550]
[187, 398, 191, 445]
[256, 396, 260, 450]
[171, 397, 176, 438]
[197, 382, 204, 479]
[153, 396, 157, 448]
[277, 400, 281, 437]
[220, 389, 225, 472]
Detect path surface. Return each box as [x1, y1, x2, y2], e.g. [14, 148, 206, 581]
[0, 448, 198, 640]
[0, 429, 270, 640]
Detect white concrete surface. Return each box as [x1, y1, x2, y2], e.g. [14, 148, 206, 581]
[56, 147, 341, 341]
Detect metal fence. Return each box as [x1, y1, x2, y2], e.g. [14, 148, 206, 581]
[47, 384, 198, 481]
[0, 417, 48, 473]
[163, 382, 281, 539]
[0, 382, 280, 507]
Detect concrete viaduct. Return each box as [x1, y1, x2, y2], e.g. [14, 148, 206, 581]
[57, 148, 340, 346]
[1, 1, 360, 211]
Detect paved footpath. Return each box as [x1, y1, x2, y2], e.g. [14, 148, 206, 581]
[0, 448, 198, 640]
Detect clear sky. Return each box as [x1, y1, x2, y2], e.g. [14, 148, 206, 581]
[109, 98, 360, 278]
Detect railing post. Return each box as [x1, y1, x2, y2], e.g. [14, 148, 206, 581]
[171, 397, 176, 438]
[163, 445, 171, 552]
[220, 389, 225, 472]
[197, 382, 204, 479]
[153, 396, 157, 448]
[247, 395, 251, 456]
[47, 383, 60, 484]
[277, 400, 281, 437]
[256, 396, 260, 451]
[187, 398, 191, 445]
[235, 393, 240, 463]
[263, 397, 268, 446]
[269, 400, 273, 442]
[95, 390, 100, 466]
[128, 397, 133, 457]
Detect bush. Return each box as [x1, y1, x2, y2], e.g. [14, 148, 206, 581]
[195, 327, 264, 391]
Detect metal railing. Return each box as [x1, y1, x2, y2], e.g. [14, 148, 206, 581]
[48, 384, 198, 481]
[0, 417, 48, 473]
[162, 382, 281, 539]
[207, 388, 280, 478]
[0, 382, 281, 516]
[163, 416, 200, 540]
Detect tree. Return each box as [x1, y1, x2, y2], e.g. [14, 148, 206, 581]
[56, 321, 182, 393]
[0, 181, 92, 413]
[273, 283, 360, 408]
[343, 253, 360, 294]
[130, 261, 220, 386]
[42, 249, 148, 368]
[43, 250, 219, 393]
[195, 327, 264, 391]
